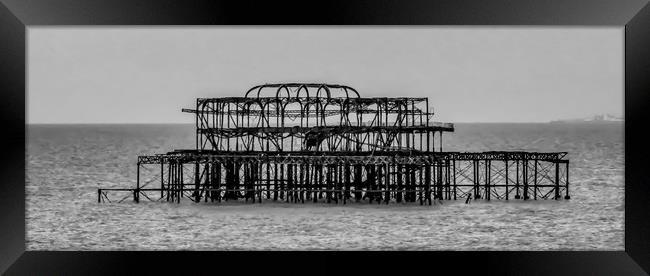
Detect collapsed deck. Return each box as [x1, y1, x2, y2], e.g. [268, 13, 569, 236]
[98, 83, 570, 204]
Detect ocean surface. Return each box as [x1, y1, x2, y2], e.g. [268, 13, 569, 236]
[26, 123, 624, 250]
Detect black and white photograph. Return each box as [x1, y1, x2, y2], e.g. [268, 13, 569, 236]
[26, 27, 623, 251]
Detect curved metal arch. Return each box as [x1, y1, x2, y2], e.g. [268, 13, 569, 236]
[241, 98, 261, 109]
[244, 85, 260, 98]
[320, 102, 338, 127]
[246, 99, 265, 121]
[300, 97, 327, 113]
[280, 98, 295, 114]
[255, 85, 265, 99]
[257, 99, 275, 128]
[259, 99, 277, 114]
[266, 97, 284, 115]
[244, 83, 360, 99]
[243, 84, 268, 99]
[283, 98, 305, 126]
[295, 84, 311, 100]
[313, 99, 326, 127]
[315, 84, 332, 100]
[275, 85, 292, 101]
[342, 86, 360, 98]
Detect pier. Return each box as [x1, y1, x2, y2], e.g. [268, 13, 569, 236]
[98, 83, 570, 204]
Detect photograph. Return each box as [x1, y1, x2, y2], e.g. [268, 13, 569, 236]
[26, 27, 623, 251]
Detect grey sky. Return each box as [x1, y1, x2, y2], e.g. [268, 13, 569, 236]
[28, 27, 623, 124]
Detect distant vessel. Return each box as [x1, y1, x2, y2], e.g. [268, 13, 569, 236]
[550, 114, 623, 123]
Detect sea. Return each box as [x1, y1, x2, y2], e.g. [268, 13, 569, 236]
[26, 123, 624, 250]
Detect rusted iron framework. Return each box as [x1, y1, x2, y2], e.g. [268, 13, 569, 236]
[98, 83, 570, 204]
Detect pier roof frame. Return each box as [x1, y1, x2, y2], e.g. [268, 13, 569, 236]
[195, 96, 429, 105]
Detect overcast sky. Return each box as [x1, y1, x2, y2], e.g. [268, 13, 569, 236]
[28, 27, 623, 124]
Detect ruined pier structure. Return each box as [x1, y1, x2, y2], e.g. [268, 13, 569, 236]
[98, 83, 570, 204]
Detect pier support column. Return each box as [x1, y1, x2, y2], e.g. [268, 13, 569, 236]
[376, 165, 382, 204]
[436, 161, 443, 200]
[135, 162, 140, 203]
[473, 160, 480, 199]
[533, 160, 538, 200]
[452, 160, 457, 200]
[273, 163, 278, 201]
[445, 160, 451, 200]
[288, 164, 295, 203]
[266, 163, 271, 199]
[194, 161, 201, 203]
[555, 161, 560, 200]
[280, 163, 285, 200]
[505, 159, 509, 200]
[523, 159, 529, 200]
[515, 160, 521, 199]
[160, 160, 164, 200]
[405, 165, 412, 202]
[305, 164, 312, 202]
[396, 164, 403, 203]
[216, 162, 222, 202]
[354, 165, 363, 202]
[345, 165, 351, 202]
[485, 160, 490, 201]
[300, 164, 306, 203]
[337, 165, 343, 203]
[425, 164, 432, 205]
[384, 163, 390, 204]
[178, 162, 183, 203]
[166, 162, 172, 202]
[204, 162, 210, 202]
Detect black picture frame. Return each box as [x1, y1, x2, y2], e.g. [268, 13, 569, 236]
[2, 0, 649, 274]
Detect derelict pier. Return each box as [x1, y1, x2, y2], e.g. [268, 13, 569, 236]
[98, 83, 570, 204]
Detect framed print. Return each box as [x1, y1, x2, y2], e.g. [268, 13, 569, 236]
[1, 0, 649, 275]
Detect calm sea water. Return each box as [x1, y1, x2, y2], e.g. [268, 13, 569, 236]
[26, 123, 624, 250]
